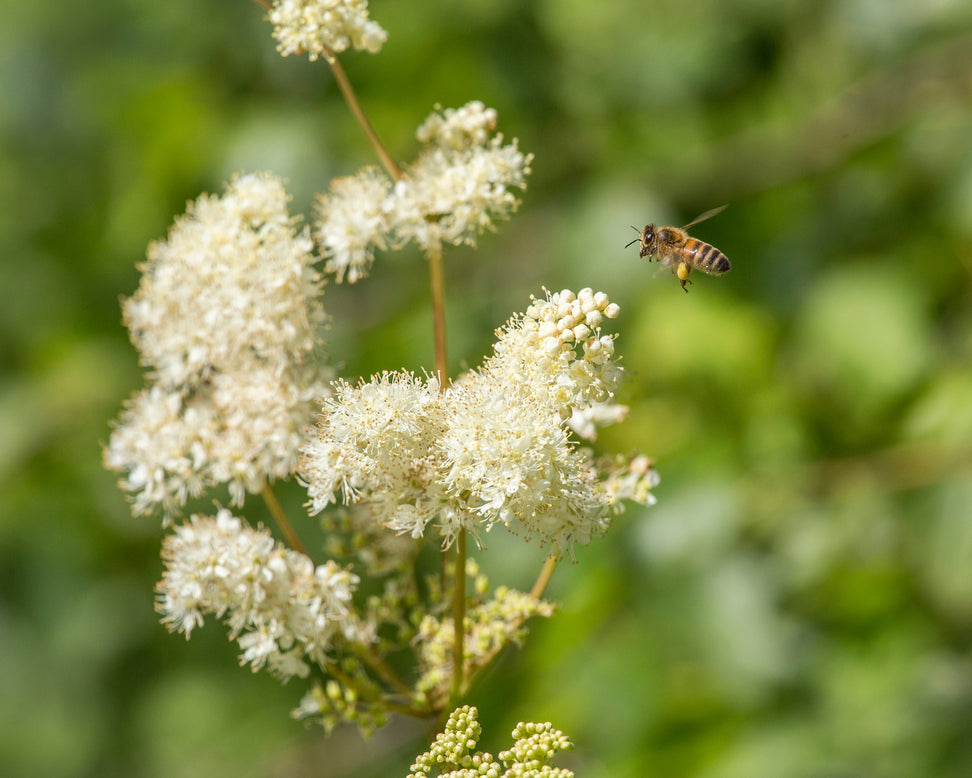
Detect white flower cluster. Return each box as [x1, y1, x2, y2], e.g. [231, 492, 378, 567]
[122, 173, 323, 386]
[157, 509, 360, 680]
[316, 102, 533, 283]
[269, 0, 387, 59]
[301, 289, 653, 555]
[415, 101, 498, 150]
[603, 453, 660, 510]
[568, 400, 629, 441]
[105, 173, 329, 516]
[314, 167, 390, 283]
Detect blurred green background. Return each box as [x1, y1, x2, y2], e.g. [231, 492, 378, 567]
[3, 0, 972, 776]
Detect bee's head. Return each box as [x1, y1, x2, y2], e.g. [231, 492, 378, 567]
[626, 224, 657, 256]
[638, 224, 657, 258]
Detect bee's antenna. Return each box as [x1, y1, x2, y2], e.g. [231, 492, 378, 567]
[625, 225, 641, 249]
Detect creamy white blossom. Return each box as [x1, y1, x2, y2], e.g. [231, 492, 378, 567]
[104, 384, 207, 516]
[313, 102, 532, 282]
[402, 102, 531, 252]
[105, 173, 330, 517]
[157, 509, 361, 679]
[315, 166, 392, 283]
[437, 289, 623, 550]
[603, 454, 660, 509]
[300, 371, 453, 536]
[301, 289, 656, 556]
[269, 0, 387, 59]
[122, 172, 324, 387]
[416, 101, 498, 150]
[389, 135, 531, 252]
[106, 365, 327, 517]
[568, 400, 629, 441]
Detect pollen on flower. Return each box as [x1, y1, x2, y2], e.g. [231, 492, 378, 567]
[269, 0, 388, 59]
[156, 509, 361, 680]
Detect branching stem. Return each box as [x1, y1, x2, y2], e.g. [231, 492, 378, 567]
[252, 0, 467, 717]
[361, 646, 416, 700]
[458, 554, 558, 698]
[324, 660, 429, 719]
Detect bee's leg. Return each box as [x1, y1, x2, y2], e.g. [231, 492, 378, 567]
[677, 262, 692, 292]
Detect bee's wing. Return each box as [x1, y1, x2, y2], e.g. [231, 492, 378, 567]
[681, 204, 727, 231]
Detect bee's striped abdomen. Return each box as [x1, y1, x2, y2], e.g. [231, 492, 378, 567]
[684, 238, 731, 275]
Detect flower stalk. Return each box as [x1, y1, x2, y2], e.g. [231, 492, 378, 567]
[323, 46, 403, 181]
[449, 530, 467, 705]
[261, 483, 307, 556]
[530, 555, 558, 600]
[428, 241, 449, 387]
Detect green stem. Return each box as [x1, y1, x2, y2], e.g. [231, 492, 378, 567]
[361, 645, 416, 700]
[261, 483, 307, 556]
[428, 242, 449, 387]
[324, 660, 429, 719]
[323, 46, 404, 181]
[449, 531, 467, 705]
[252, 1, 402, 180]
[459, 554, 558, 697]
[530, 555, 558, 600]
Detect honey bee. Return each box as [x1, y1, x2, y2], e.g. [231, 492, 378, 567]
[627, 205, 730, 292]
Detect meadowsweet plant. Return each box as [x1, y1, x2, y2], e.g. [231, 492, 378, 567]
[105, 0, 658, 767]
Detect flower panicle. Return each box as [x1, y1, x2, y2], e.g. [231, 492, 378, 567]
[315, 101, 533, 283]
[269, 0, 388, 59]
[300, 289, 657, 558]
[156, 509, 361, 680]
[124, 172, 323, 387]
[105, 173, 330, 519]
[486, 287, 622, 415]
[416, 100, 498, 150]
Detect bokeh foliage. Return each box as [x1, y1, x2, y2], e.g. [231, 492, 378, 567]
[2, 1, 972, 776]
